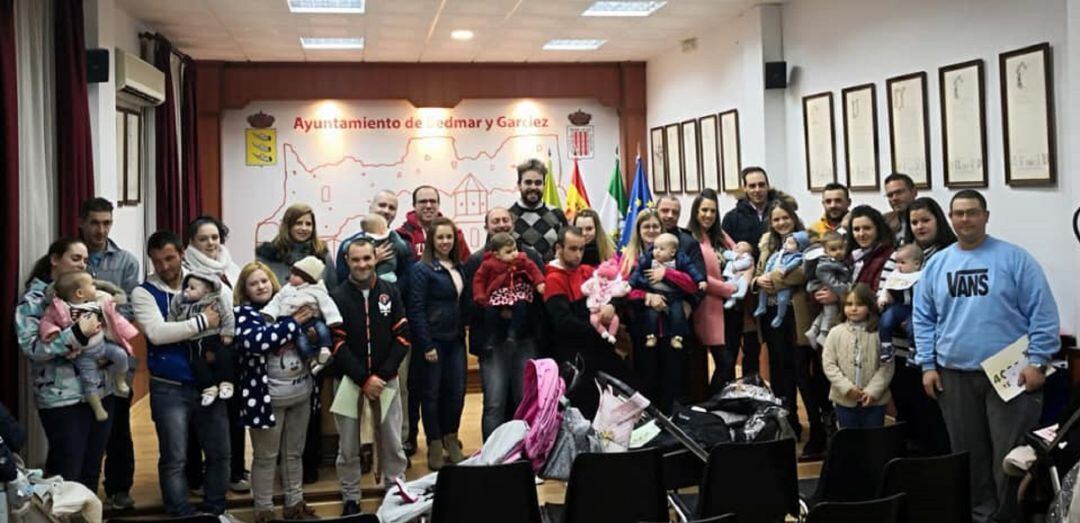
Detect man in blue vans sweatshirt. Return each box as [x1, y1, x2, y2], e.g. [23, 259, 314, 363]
[131, 231, 231, 518]
[914, 190, 1059, 523]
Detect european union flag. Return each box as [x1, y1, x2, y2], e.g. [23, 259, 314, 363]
[618, 154, 653, 250]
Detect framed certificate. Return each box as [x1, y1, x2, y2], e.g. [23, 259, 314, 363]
[940, 59, 988, 188]
[803, 91, 837, 191]
[698, 114, 720, 191]
[1000, 42, 1056, 186]
[841, 83, 880, 190]
[719, 109, 741, 193]
[650, 126, 667, 194]
[664, 124, 683, 193]
[886, 72, 932, 189]
[681, 119, 701, 193]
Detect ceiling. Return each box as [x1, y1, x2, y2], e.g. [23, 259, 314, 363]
[115, 0, 770, 62]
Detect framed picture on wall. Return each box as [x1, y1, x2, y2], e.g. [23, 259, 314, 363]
[841, 83, 880, 190]
[719, 109, 741, 193]
[886, 71, 932, 189]
[940, 59, 988, 188]
[1000, 42, 1056, 186]
[699, 115, 721, 191]
[665, 124, 684, 193]
[681, 119, 702, 193]
[650, 126, 667, 194]
[802, 91, 837, 191]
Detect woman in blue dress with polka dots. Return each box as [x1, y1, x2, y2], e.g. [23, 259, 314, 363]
[233, 261, 319, 523]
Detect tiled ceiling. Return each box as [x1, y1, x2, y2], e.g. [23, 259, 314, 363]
[116, 0, 774, 62]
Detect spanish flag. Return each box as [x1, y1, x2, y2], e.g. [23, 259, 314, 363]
[564, 159, 591, 220]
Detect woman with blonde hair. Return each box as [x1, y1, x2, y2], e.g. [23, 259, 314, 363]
[572, 208, 615, 266]
[256, 203, 336, 289]
[233, 261, 319, 523]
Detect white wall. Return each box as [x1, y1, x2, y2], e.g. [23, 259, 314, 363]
[647, 0, 1079, 332]
[84, 0, 148, 273]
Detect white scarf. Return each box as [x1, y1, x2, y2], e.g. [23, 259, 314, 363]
[183, 243, 241, 291]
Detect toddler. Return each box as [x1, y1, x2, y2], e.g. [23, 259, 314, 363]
[877, 244, 924, 362]
[754, 231, 809, 328]
[472, 232, 546, 347]
[821, 284, 894, 429]
[629, 233, 707, 349]
[261, 255, 343, 373]
[361, 213, 399, 284]
[720, 241, 755, 309]
[169, 271, 236, 406]
[805, 231, 852, 349]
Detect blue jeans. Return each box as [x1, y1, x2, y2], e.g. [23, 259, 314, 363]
[149, 379, 230, 516]
[479, 337, 537, 440]
[835, 404, 886, 429]
[642, 294, 690, 340]
[74, 341, 128, 394]
[879, 303, 913, 359]
[294, 318, 332, 360]
[421, 339, 466, 442]
[37, 397, 114, 489]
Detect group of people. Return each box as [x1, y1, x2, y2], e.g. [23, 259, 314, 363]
[14, 158, 1060, 523]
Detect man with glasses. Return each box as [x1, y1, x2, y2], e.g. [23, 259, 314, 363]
[883, 173, 918, 245]
[915, 189, 1059, 523]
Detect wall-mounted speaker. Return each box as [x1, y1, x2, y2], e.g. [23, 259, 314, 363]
[764, 61, 787, 89]
[87, 48, 109, 84]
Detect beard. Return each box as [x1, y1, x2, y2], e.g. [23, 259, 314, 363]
[523, 189, 542, 205]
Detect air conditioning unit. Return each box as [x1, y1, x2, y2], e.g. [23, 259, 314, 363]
[115, 48, 165, 107]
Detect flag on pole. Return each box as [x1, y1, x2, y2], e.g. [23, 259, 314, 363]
[564, 159, 591, 220]
[597, 149, 627, 236]
[542, 149, 562, 209]
[618, 153, 652, 250]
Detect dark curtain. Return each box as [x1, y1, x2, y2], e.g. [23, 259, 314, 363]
[180, 59, 202, 228]
[153, 35, 182, 235]
[54, 0, 95, 238]
[1, 0, 20, 412]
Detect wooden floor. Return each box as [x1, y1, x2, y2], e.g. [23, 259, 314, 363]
[122, 386, 823, 520]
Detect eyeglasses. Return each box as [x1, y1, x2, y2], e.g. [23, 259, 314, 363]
[950, 209, 984, 218]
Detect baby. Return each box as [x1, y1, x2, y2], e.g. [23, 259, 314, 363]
[360, 213, 399, 284]
[473, 232, 546, 347]
[877, 244, 924, 362]
[629, 233, 707, 349]
[720, 241, 755, 309]
[39, 272, 137, 421]
[805, 231, 852, 349]
[581, 258, 632, 344]
[753, 231, 809, 329]
[169, 271, 236, 406]
[261, 255, 343, 373]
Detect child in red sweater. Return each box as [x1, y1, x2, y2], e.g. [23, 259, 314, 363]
[473, 232, 546, 348]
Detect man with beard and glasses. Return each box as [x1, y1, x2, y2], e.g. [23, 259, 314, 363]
[509, 159, 568, 262]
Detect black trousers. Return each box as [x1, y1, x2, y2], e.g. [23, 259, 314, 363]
[760, 305, 827, 441]
[891, 355, 951, 456]
[710, 306, 762, 388]
[103, 393, 134, 495]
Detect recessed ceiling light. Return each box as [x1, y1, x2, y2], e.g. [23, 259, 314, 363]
[542, 39, 607, 51]
[451, 30, 474, 41]
[300, 37, 364, 49]
[582, 1, 667, 17]
[288, 0, 365, 14]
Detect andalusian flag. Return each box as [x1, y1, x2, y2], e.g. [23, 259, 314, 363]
[597, 150, 627, 235]
[564, 159, 591, 220]
[542, 149, 562, 209]
[618, 154, 653, 250]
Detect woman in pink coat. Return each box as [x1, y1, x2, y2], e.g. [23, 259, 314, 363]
[687, 189, 740, 389]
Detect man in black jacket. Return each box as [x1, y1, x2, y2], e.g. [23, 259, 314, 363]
[462, 207, 545, 440]
[330, 237, 410, 516]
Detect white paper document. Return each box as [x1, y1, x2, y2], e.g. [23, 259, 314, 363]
[980, 335, 1053, 402]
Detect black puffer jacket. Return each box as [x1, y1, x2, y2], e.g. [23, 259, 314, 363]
[721, 189, 797, 258]
[330, 277, 410, 384]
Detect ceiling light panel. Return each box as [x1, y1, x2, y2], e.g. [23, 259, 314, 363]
[300, 37, 365, 49]
[582, 1, 667, 17]
[542, 39, 607, 51]
[288, 0, 365, 14]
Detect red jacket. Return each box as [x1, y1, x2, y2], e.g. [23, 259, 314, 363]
[395, 210, 472, 263]
[543, 261, 594, 303]
[473, 251, 546, 305]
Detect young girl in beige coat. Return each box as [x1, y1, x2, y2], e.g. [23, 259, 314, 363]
[822, 283, 894, 428]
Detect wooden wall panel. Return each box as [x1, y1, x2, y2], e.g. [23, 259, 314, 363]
[194, 61, 647, 211]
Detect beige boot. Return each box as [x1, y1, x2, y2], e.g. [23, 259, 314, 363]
[427, 439, 445, 471]
[283, 501, 318, 520]
[443, 433, 465, 464]
[87, 393, 108, 421]
[254, 510, 276, 523]
[113, 373, 130, 395]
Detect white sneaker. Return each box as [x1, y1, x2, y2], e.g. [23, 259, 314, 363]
[318, 347, 332, 364]
[219, 511, 243, 523]
[201, 386, 218, 406]
[218, 382, 234, 399]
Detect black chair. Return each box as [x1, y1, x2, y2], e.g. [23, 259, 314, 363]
[639, 514, 736, 523]
[544, 448, 667, 523]
[432, 460, 542, 523]
[695, 437, 801, 522]
[802, 423, 906, 505]
[804, 493, 907, 523]
[109, 516, 221, 523]
[879, 452, 971, 523]
[109, 517, 221, 523]
[269, 515, 378, 523]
